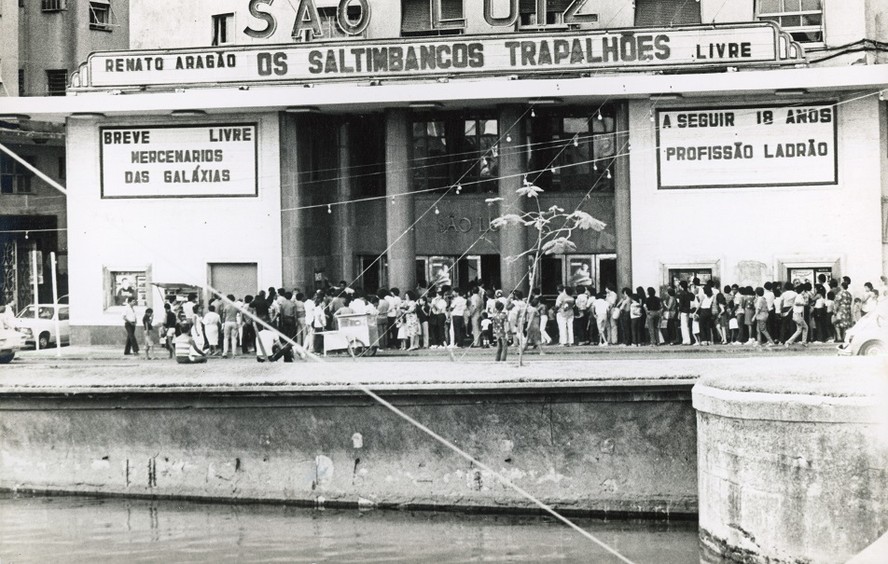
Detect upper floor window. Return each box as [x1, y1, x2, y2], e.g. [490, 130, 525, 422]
[519, 0, 597, 29]
[757, 0, 823, 43]
[212, 13, 234, 45]
[46, 69, 67, 96]
[634, 0, 701, 27]
[318, 4, 365, 38]
[1, 154, 35, 195]
[411, 116, 499, 194]
[41, 0, 66, 12]
[89, 0, 111, 31]
[402, 0, 463, 37]
[527, 108, 617, 193]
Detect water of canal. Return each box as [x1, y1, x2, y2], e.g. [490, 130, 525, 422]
[0, 493, 716, 563]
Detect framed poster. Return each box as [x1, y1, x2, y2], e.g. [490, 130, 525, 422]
[104, 267, 150, 310]
[568, 256, 594, 288]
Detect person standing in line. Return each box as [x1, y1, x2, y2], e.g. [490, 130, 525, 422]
[779, 282, 797, 343]
[450, 288, 468, 347]
[417, 294, 430, 349]
[491, 301, 510, 362]
[753, 287, 776, 347]
[123, 297, 139, 356]
[629, 291, 644, 347]
[522, 296, 545, 355]
[142, 308, 157, 360]
[593, 291, 610, 346]
[374, 289, 389, 350]
[644, 287, 662, 346]
[833, 281, 853, 341]
[574, 286, 590, 345]
[202, 304, 221, 356]
[386, 288, 402, 349]
[555, 286, 575, 347]
[469, 286, 484, 347]
[861, 282, 878, 316]
[675, 281, 692, 345]
[240, 295, 256, 355]
[161, 302, 177, 358]
[279, 291, 297, 341]
[604, 286, 619, 344]
[294, 292, 307, 347]
[221, 294, 240, 358]
[811, 286, 828, 343]
[785, 285, 810, 348]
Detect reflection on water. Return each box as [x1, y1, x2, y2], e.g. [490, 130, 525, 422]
[0, 493, 706, 563]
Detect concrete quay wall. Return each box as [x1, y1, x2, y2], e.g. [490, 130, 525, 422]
[0, 360, 698, 516]
[694, 361, 888, 563]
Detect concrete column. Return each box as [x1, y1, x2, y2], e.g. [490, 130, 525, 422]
[497, 105, 528, 293]
[614, 102, 632, 290]
[280, 113, 308, 291]
[385, 109, 415, 291]
[331, 120, 355, 284]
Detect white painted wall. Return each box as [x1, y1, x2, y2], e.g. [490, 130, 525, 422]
[627, 95, 884, 292]
[65, 112, 282, 327]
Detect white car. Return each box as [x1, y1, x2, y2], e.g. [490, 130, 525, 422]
[14, 304, 71, 349]
[838, 300, 888, 356]
[0, 327, 25, 363]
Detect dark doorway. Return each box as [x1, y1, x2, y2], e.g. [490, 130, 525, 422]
[599, 257, 617, 292]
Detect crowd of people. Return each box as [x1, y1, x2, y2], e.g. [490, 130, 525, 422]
[134, 273, 888, 361]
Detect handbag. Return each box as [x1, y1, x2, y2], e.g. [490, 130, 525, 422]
[610, 307, 621, 320]
[728, 318, 739, 330]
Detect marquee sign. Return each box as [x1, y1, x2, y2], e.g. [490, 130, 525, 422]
[100, 124, 258, 198]
[656, 104, 838, 189]
[77, 22, 804, 89]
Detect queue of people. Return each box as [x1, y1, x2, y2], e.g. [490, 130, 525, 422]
[129, 273, 888, 359]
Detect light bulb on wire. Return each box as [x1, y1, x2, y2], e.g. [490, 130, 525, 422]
[327, 204, 332, 214]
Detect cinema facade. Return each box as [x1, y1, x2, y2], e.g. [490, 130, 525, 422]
[4, 0, 887, 343]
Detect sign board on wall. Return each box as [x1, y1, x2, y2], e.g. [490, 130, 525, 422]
[79, 23, 802, 88]
[656, 104, 837, 189]
[100, 124, 258, 198]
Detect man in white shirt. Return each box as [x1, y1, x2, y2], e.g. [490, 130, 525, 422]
[385, 288, 402, 349]
[122, 297, 139, 356]
[450, 290, 468, 347]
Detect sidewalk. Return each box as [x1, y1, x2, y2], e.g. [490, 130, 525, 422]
[13, 340, 840, 363]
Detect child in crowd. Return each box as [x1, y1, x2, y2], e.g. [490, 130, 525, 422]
[142, 308, 157, 360]
[480, 312, 492, 347]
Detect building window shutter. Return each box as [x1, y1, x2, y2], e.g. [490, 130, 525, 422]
[634, 0, 701, 27]
[401, 0, 463, 35]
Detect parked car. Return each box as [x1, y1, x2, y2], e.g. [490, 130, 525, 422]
[13, 304, 71, 349]
[837, 300, 888, 356]
[0, 327, 25, 363]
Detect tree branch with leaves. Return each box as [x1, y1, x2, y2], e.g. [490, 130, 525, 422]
[488, 180, 607, 295]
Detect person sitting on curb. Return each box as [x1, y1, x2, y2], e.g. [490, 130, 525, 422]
[174, 321, 208, 364]
[255, 325, 294, 363]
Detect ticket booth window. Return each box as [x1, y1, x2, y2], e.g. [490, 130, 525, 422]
[669, 268, 713, 289]
[787, 267, 833, 286]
